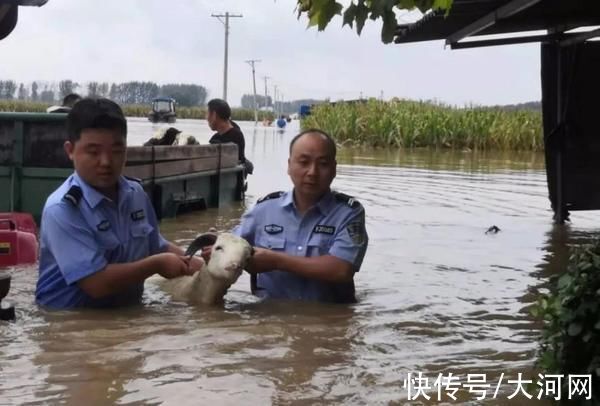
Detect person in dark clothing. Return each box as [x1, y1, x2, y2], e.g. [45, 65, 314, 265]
[206, 99, 246, 162]
[206, 99, 253, 177]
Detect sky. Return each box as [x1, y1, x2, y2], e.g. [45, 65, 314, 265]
[0, 0, 542, 107]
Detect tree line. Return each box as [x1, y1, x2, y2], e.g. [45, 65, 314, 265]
[0, 80, 207, 107]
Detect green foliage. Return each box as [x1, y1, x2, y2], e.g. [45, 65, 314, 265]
[296, 0, 454, 43]
[301, 99, 542, 151]
[532, 241, 600, 402]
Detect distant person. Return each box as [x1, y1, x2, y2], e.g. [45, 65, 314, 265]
[36, 97, 203, 309]
[206, 98, 253, 175]
[47, 93, 82, 113]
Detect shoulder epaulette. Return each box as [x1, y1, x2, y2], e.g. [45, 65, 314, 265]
[124, 175, 142, 183]
[333, 191, 362, 209]
[257, 191, 284, 204]
[63, 186, 82, 206]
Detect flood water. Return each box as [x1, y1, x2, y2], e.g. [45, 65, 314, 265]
[1, 118, 598, 405]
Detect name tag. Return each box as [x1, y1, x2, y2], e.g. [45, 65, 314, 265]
[313, 225, 335, 235]
[130, 209, 145, 221]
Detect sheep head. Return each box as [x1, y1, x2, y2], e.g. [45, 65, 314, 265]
[185, 232, 253, 284]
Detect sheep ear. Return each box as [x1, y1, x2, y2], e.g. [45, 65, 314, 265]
[185, 233, 218, 257]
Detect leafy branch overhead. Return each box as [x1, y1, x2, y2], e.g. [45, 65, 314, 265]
[296, 0, 453, 43]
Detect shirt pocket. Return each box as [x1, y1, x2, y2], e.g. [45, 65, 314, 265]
[256, 234, 286, 251]
[128, 222, 155, 259]
[307, 233, 333, 256]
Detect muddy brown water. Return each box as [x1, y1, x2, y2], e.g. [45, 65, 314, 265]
[1, 118, 597, 405]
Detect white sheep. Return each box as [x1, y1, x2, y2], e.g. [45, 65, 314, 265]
[155, 232, 254, 305]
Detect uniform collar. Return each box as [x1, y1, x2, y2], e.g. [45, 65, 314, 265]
[72, 173, 134, 209]
[281, 189, 336, 215]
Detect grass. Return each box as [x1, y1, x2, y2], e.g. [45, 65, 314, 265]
[302, 99, 543, 151]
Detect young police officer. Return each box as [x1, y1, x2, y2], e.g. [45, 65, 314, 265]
[235, 129, 368, 303]
[36, 98, 203, 309]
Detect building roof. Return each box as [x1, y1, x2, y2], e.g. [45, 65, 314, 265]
[394, 0, 600, 48]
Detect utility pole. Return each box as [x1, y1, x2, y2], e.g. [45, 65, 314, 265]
[245, 59, 261, 123]
[212, 12, 243, 102]
[262, 76, 270, 112]
[273, 85, 278, 117]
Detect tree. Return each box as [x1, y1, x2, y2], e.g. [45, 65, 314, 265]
[58, 79, 78, 99]
[241, 94, 272, 109]
[98, 82, 109, 97]
[160, 84, 207, 106]
[17, 83, 27, 100]
[295, 0, 453, 43]
[87, 81, 99, 97]
[31, 81, 39, 101]
[0, 80, 17, 99]
[40, 89, 55, 103]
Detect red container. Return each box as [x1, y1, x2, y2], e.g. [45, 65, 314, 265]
[0, 213, 38, 267]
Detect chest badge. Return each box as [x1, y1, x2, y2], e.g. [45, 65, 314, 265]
[131, 209, 145, 222]
[264, 224, 283, 234]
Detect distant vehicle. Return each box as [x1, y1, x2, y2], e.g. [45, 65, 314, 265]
[299, 104, 311, 118]
[148, 97, 176, 123]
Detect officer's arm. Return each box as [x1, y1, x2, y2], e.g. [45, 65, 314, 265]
[249, 251, 354, 283]
[77, 257, 164, 298]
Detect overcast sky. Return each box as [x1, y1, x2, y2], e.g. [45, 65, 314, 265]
[0, 0, 541, 107]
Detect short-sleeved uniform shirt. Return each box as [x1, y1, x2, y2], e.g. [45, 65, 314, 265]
[36, 173, 169, 309]
[234, 190, 368, 303]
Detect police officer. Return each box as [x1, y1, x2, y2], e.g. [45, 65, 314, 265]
[234, 129, 368, 303]
[36, 98, 203, 309]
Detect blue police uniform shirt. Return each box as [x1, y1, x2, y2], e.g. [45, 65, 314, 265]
[36, 173, 169, 309]
[234, 190, 368, 303]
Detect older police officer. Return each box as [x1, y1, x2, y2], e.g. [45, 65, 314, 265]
[36, 98, 203, 309]
[235, 129, 368, 303]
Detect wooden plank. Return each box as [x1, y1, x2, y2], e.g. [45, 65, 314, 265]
[126, 144, 238, 163]
[123, 155, 238, 180]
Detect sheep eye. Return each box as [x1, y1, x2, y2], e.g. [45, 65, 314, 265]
[214, 246, 223, 251]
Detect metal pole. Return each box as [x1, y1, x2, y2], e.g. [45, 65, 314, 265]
[555, 43, 564, 224]
[212, 12, 242, 102]
[246, 59, 261, 123]
[263, 76, 270, 110]
[273, 85, 278, 117]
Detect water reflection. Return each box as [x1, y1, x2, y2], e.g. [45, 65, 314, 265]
[1, 118, 599, 404]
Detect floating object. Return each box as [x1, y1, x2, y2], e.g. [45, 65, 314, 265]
[0, 212, 38, 268]
[485, 225, 501, 234]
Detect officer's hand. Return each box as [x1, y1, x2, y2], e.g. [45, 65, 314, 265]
[154, 253, 193, 279]
[187, 255, 205, 273]
[247, 247, 278, 273]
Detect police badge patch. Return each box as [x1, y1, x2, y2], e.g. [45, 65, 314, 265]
[264, 224, 284, 234]
[346, 221, 365, 245]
